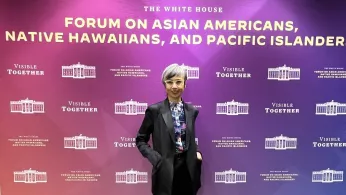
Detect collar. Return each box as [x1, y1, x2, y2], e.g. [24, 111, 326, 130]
[168, 97, 183, 105]
[169, 101, 183, 107]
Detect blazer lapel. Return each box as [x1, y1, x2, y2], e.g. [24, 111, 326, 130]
[184, 102, 193, 148]
[162, 99, 175, 143]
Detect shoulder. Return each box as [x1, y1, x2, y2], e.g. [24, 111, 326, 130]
[147, 100, 164, 113]
[184, 102, 196, 110]
[184, 102, 199, 116]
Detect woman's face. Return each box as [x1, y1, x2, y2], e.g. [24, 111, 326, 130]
[164, 76, 186, 100]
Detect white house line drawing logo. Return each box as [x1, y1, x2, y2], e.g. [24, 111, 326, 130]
[265, 134, 297, 150]
[114, 99, 147, 115]
[13, 168, 47, 183]
[64, 134, 97, 150]
[268, 64, 300, 81]
[10, 98, 44, 114]
[115, 169, 148, 184]
[215, 169, 246, 184]
[181, 64, 199, 79]
[62, 62, 96, 79]
[312, 168, 343, 183]
[216, 100, 249, 115]
[316, 100, 346, 116]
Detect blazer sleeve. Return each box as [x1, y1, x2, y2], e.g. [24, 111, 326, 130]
[135, 107, 161, 166]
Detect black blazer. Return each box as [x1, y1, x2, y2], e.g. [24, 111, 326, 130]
[136, 98, 202, 195]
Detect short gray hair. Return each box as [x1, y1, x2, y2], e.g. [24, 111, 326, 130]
[161, 63, 188, 85]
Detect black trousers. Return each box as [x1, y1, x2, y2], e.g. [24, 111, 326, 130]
[172, 152, 193, 195]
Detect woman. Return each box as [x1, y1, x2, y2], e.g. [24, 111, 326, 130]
[136, 63, 202, 195]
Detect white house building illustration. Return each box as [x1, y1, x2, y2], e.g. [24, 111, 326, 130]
[312, 168, 343, 183]
[114, 99, 147, 115]
[14, 168, 47, 183]
[265, 134, 297, 150]
[115, 169, 148, 184]
[64, 134, 97, 150]
[10, 98, 44, 114]
[215, 169, 247, 184]
[181, 64, 199, 79]
[268, 64, 300, 81]
[315, 100, 346, 116]
[62, 62, 96, 79]
[216, 100, 249, 115]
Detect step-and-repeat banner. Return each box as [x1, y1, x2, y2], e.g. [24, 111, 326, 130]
[1, 0, 346, 195]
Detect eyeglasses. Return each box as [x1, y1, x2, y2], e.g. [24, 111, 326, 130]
[164, 79, 184, 86]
